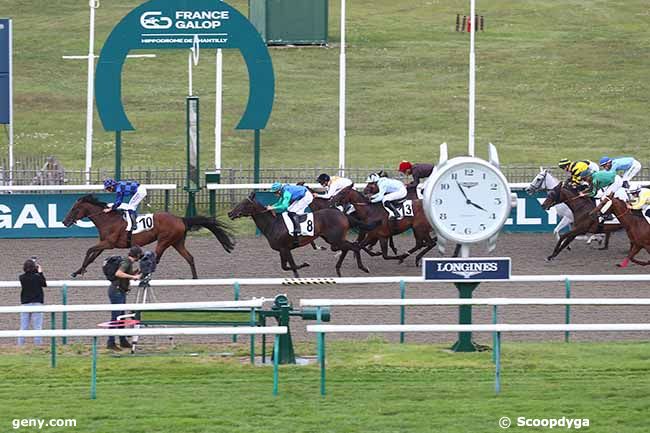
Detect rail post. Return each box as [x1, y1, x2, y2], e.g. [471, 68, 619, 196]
[61, 284, 68, 345]
[232, 281, 240, 343]
[492, 305, 498, 364]
[90, 337, 97, 400]
[565, 278, 571, 343]
[272, 334, 280, 396]
[495, 331, 501, 394]
[50, 312, 57, 368]
[399, 280, 406, 343]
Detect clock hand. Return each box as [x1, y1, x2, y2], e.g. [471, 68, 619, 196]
[469, 201, 487, 212]
[456, 181, 470, 202]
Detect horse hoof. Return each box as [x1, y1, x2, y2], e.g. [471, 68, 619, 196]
[545, 257, 553, 262]
[318, 246, 327, 251]
[361, 266, 370, 274]
[301, 262, 310, 268]
[70, 273, 77, 279]
[336, 269, 342, 277]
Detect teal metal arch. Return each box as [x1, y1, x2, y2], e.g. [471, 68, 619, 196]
[95, 0, 274, 132]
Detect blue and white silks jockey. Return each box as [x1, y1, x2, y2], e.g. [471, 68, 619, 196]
[103, 179, 148, 232]
[366, 173, 407, 219]
[266, 182, 314, 244]
[599, 156, 642, 188]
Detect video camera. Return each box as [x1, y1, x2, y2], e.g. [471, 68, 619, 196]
[138, 250, 157, 287]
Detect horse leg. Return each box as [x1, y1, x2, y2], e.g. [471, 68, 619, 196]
[71, 241, 111, 277]
[285, 250, 309, 277]
[334, 249, 349, 277]
[546, 231, 580, 261]
[388, 236, 398, 255]
[600, 232, 612, 250]
[618, 244, 642, 268]
[334, 238, 370, 275]
[171, 241, 198, 279]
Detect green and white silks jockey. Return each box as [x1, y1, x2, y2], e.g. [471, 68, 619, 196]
[580, 169, 626, 215]
[266, 182, 314, 244]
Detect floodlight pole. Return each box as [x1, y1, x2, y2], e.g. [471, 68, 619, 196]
[338, 0, 346, 176]
[84, 0, 98, 184]
[468, 0, 476, 157]
[7, 19, 13, 186]
[215, 49, 223, 175]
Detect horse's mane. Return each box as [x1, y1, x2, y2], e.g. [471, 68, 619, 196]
[78, 194, 108, 208]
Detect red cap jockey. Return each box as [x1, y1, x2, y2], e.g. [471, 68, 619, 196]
[398, 161, 412, 173]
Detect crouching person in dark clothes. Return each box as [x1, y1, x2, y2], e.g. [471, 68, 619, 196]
[107, 246, 142, 351]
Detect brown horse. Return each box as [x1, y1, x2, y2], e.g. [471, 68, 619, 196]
[332, 185, 436, 266]
[594, 194, 650, 268]
[228, 192, 370, 277]
[63, 195, 235, 278]
[541, 183, 620, 261]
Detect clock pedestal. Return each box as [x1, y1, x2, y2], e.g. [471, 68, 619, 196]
[450, 281, 482, 352]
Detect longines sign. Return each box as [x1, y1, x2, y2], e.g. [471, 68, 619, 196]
[423, 258, 511, 281]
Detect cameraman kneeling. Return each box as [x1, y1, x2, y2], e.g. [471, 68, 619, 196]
[107, 246, 142, 351]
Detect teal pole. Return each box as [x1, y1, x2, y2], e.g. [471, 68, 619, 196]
[91, 337, 97, 400]
[495, 331, 501, 394]
[250, 308, 256, 364]
[272, 334, 280, 396]
[399, 280, 406, 344]
[164, 190, 170, 212]
[316, 307, 326, 395]
[233, 282, 240, 343]
[565, 278, 571, 343]
[492, 305, 498, 364]
[50, 312, 56, 368]
[451, 282, 481, 352]
[61, 284, 68, 345]
[253, 129, 261, 187]
[319, 331, 326, 396]
[115, 131, 122, 181]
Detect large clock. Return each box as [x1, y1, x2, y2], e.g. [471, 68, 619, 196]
[424, 153, 512, 245]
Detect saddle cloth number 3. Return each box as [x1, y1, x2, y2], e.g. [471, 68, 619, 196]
[401, 200, 414, 217]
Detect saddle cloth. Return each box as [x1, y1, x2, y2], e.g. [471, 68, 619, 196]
[121, 213, 155, 234]
[384, 199, 414, 220]
[282, 213, 315, 236]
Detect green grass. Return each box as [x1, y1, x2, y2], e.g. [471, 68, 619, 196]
[1, 340, 649, 432]
[2, 0, 649, 171]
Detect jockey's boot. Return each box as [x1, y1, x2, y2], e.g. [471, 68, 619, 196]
[128, 211, 137, 233]
[384, 201, 400, 220]
[289, 212, 301, 247]
[622, 180, 630, 189]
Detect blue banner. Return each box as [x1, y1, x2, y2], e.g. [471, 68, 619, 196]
[503, 190, 556, 232]
[0, 193, 112, 238]
[0, 18, 10, 124]
[423, 258, 511, 281]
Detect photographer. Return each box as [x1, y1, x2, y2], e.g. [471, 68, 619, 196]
[18, 257, 47, 346]
[107, 246, 142, 351]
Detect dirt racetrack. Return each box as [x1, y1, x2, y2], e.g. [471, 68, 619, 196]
[1, 230, 649, 346]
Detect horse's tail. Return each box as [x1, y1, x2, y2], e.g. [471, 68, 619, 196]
[183, 216, 235, 253]
[347, 214, 381, 232]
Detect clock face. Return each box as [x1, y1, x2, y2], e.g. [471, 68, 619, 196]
[426, 158, 511, 243]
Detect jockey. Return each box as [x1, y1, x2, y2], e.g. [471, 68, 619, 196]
[103, 179, 147, 232]
[366, 173, 407, 219]
[398, 161, 434, 197]
[558, 159, 598, 186]
[629, 187, 650, 224]
[266, 182, 313, 245]
[599, 156, 641, 188]
[579, 169, 625, 200]
[315, 173, 353, 199]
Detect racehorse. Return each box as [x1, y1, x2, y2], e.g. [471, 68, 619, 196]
[307, 185, 399, 255]
[594, 194, 650, 268]
[526, 168, 574, 241]
[541, 184, 620, 261]
[63, 195, 235, 279]
[227, 192, 370, 277]
[332, 185, 436, 266]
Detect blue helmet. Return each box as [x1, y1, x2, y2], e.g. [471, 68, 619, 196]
[103, 178, 117, 189]
[270, 182, 283, 193]
[599, 156, 612, 167]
